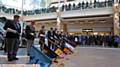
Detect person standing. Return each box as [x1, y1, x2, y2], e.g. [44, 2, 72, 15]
[0, 31, 4, 49]
[4, 15, 21, 61]
[25, 21, 36, 55]
[47, 27, 54, 49]
[38, 26, 46, 51]
[114, 35, 120, 48]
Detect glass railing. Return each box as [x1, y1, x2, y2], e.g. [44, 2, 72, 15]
[0, 1, 113, 16]
[0, 4, 22, 15]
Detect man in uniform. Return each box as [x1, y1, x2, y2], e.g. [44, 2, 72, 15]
[25, 21, 36, 55]
[38, 26, 46, 51]
[47, 27, 54, 49]
[4, 15, 21, 61]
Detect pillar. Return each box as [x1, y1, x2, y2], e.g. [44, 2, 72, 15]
[63, 23, 67, 33]
[113, 0, 120, 35]
[56, 9, 61, 31]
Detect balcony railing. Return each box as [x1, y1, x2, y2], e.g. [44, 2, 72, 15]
[0, 1, 113, 16]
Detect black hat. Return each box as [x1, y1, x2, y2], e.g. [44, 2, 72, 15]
[50, 27, 53, 30]
[41, 25, 45, 28]
[14, 15, 20, 18]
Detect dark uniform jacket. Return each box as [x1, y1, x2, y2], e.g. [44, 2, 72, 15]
[4, 20, 21, 39]
[25, 25, 35, 40]
[47, 30, 54, 40]
[38, 29, 45, 44]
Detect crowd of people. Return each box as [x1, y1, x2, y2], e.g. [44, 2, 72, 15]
[76, 35, 120, 48]
[0, 0, 114, 15]
[0, 15, 120, 62]
[0, 15, 78, 61]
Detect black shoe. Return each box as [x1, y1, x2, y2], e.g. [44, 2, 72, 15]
[27, 53, 30, 56]
[8, 58, 14, 61]
[0, 47, 3, 50]
[13, 57, 19, 60]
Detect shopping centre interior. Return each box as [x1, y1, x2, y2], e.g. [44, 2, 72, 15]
[0, 0, 120, 67]
[0, 0, 119, 35]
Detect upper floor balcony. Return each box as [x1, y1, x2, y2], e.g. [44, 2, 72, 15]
[0, 1, 117, 21]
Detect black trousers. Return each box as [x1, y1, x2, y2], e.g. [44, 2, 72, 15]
[6, 38, 19, 60]
[39, 39, 45, 51]
[48, 39, 55, 49]
[114, 42, 118, 48]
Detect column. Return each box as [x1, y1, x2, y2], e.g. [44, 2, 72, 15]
[63, 23, 67, 33]
[113, 0, 120, 35]
[56, 9, 61, 31]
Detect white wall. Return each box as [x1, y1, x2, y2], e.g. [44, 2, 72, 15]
[67, 22, 113, 32]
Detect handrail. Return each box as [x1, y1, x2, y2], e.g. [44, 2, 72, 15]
[0, 1, 113, 16]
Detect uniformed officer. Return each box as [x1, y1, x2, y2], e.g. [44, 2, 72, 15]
[47, 27, 54, 49]
[38, 26, 46, 51]
[4, 15, 21, 61]
[25, 21, 36, 55]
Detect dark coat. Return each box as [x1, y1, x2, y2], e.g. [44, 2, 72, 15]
[25, 25, 35, 40]
[4, 20, 21, 39]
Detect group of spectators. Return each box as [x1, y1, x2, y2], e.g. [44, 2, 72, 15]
[0, 15, 120, 62]
[0, 0, 114, 15]
[76, 35, 120, 48]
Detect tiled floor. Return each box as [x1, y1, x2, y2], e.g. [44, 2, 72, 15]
[51, 47, 120, 67]
[0, 48, 29, 64]
[0, 44, 120, 67]
[0, 45, 43, 64]
[64, 47, 120, 67]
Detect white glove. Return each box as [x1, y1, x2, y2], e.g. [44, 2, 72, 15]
[40, 34, 45, 37]
[30, 33, 34, 36]
[50, 37, 53, 39]
[7, 28, 17, 33]
[12, 30, 17, 33]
